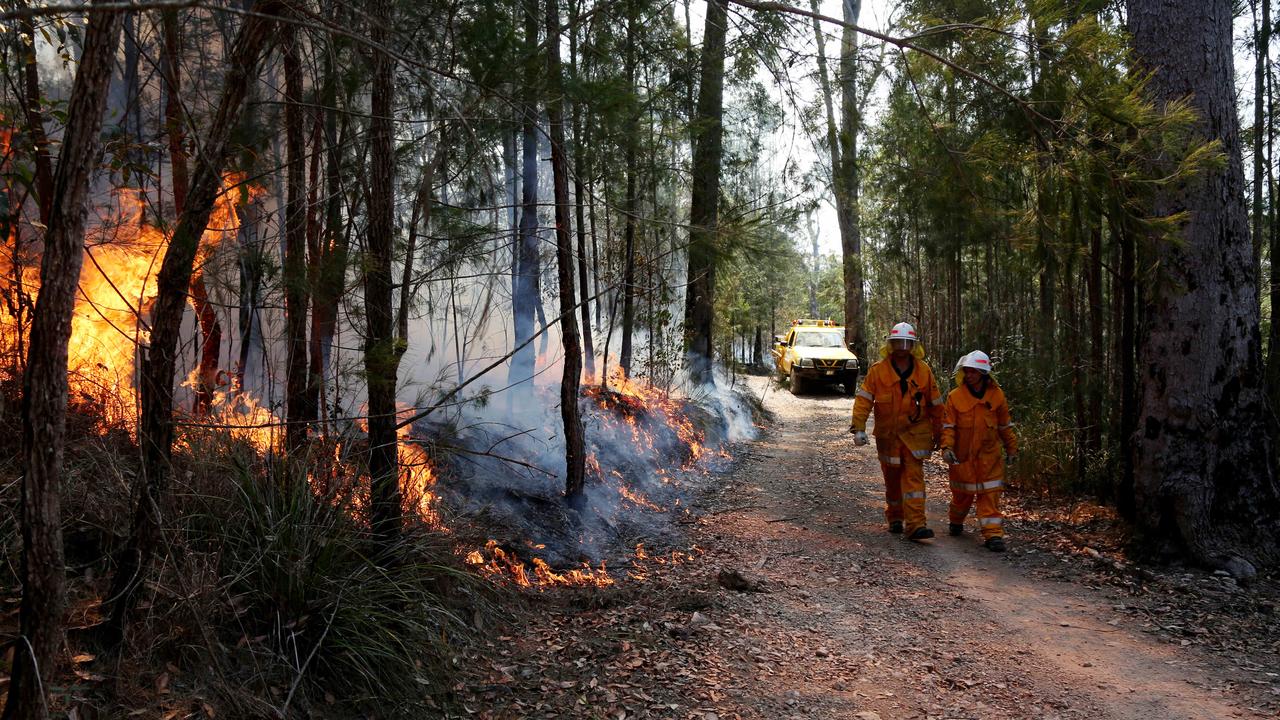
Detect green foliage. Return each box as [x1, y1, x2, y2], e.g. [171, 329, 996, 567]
[861, 0, 1224, 499]
[188, 461, 474, 713]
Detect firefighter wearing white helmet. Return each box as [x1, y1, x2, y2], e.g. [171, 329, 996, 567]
[849, 321, 944, 541]
[941, 350, 1018, 552]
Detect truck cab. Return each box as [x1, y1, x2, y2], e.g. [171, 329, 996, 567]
[772, 319, 860, 395]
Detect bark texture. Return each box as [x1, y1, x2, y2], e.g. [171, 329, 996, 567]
[365, 0, 403, 545]
[509, 0, 541, 394]
[105, 5, 281, 643]
[546, 0, 587, 500]
[283, 26, 312, 452]
[1129, 0, 1280, 577]
[3, 6, 124, 718]
[684, 0, 728, 385]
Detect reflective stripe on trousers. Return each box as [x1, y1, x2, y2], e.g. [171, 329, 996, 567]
[878, 440, 927, 532]
[949, 478, 1004, 493]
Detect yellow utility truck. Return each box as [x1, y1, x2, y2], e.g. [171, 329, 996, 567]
[772, 319, 860, 395]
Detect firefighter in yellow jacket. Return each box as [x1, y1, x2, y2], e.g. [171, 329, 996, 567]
[941, 351, 1018, 552]
[849, 322, 944, 541]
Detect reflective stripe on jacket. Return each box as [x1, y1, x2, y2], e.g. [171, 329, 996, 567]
[851, 357, 943, 452]
[941, 380, 1017, 488]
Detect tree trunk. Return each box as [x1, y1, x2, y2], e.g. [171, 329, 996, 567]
[1086, 217, 1104, 467]
[308, 30, 348, 426]
[105, 5, 281, 644]
[683, 0, 728, 385]
[509, 0, 541, 394]
[568, 0, 595, 378]
[365, 0, 403, 545]
[16, 0, 53, 227]
[546, 0, 587, 500]
[1129, 0, 1280, 577]
[837, 0, 864, 357]
[161, 10, 222, 416]
[619, 1, 638, 378]
[1253, 0, 1271, 276]
[3, 6, 124, 718]
[283, 25, 312, 453]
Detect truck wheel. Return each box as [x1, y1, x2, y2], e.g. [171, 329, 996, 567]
[789, 367, 804, 395]
[843, 374, 859, 395]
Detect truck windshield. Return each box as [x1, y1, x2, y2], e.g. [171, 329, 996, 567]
[793, 332, 844, 348]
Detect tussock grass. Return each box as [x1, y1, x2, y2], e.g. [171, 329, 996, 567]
[0, 389, 489, 717]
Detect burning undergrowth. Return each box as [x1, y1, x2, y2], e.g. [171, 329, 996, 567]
[418, 371, 765, 587]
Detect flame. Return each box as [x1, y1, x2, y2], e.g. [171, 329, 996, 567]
[1, 173, 259, 431]
[582, 367, 708, 468]
[464, 540, 614, 588]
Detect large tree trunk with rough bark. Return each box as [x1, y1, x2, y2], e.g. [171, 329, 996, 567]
[683, 0, 727, 385]
[104, 5, 281, 644]
[1129, 0, 1280, 578]
[2, 7, 124, 718]
[365, 0, 403, 545]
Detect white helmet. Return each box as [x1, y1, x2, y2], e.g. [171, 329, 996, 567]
[960, 350, 992, 373]
[887, 322, 917, 342]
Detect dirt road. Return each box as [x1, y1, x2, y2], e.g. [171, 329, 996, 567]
[684, 376, 1275, 720]
[461, 375, 1278, 719]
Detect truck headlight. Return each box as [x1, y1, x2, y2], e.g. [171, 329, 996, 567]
[799, 358, 814, 368]
[845, 359, 859, 369]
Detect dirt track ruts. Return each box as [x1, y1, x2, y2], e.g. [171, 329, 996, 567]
[682, 375, 1273, 720]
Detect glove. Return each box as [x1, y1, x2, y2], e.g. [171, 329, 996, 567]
[852, 430, 869, 446]
[942, 448, 959, 465]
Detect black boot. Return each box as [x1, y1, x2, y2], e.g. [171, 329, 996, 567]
[888, 520, 904, 534]
[985, 536, 1006, 552]
[908, 526, 935, 541]
[948, 523, 964, 536]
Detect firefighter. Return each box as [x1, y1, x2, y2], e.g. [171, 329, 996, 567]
[849, 322, 944, 541]
[940, 351, 1018, 552]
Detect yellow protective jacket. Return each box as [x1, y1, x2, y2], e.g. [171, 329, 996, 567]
[851, 357, 944, 453]
[941, 380, 1018, 489]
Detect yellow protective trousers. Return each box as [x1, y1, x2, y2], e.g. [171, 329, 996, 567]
[877, 438, 928, 533]
[948, 482, 1004, 539]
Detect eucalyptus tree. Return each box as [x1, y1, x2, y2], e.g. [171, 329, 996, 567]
[1129, 0, 1280, 577]
[4, 5, 125, 716]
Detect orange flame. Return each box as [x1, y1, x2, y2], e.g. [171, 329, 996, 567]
[1, 173, 260, 431]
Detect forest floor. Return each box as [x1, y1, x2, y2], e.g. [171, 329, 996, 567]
[454, 375, 1280, 720]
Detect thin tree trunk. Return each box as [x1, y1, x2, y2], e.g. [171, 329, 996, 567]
[683, 0, 728, 385]
[365, 0, 403, 545]
[1253, 0, 1271, 276]
[105, 5, 281, 644]
[162, 10, 222, 416]
[308, 34, 346, 426]
[837, 0, 864, 357]
[16, 0, 53, 227]
[546, 0, 586, 500]
[569, 0, 595, 378]
[1086, 216, 1104, 466]
[509, 0, 541, 393]
[618, 0, 638, 378]
[3, 7, 124, 718]
[1129, 0, 1280, 577]
[283, 25, 311, 452]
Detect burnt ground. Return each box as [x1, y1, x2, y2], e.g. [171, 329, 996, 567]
[454, 375, 1280, 720]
